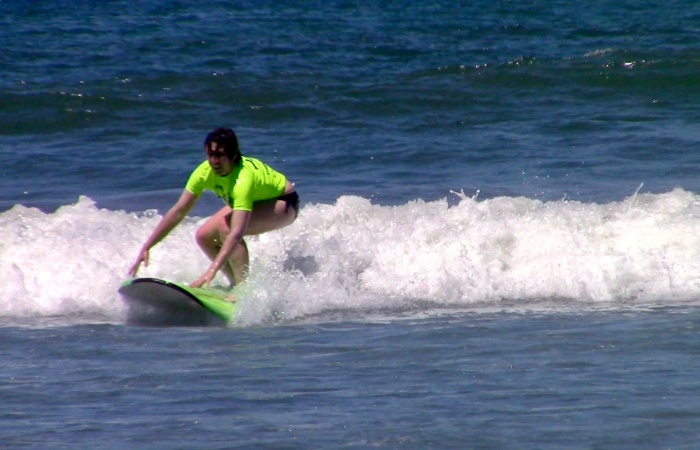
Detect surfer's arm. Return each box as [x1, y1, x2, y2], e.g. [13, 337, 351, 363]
[190, 209, 250, 287]
[128, 190, 199, 276]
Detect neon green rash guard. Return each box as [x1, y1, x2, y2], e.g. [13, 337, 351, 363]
[185, 156, 287, 211]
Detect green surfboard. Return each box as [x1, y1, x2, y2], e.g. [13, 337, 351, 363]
[119, 277, 237, 326]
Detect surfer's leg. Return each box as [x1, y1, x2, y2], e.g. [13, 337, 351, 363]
[220, 197, 295, 285]
[245, 196, 298, 236]
[196, 196, 297, 285]
[194, 206, 237, 285]
[229, 238, 249, 286]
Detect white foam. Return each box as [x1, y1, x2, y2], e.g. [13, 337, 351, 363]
[2, 189, 700, 324]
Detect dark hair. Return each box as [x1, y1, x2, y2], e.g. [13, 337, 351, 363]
[203, 127, 241, 164]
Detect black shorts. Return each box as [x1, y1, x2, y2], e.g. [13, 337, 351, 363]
[278, 191, 300, 218]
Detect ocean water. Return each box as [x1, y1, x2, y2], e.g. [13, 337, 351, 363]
[3, 0, 700, 448]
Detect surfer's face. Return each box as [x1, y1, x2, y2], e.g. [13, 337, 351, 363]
[206, 143, 233, 176]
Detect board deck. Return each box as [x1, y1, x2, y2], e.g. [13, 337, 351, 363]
[118, 277, 236, 326]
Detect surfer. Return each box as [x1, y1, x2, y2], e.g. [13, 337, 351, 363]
[128, 127, 299, 288]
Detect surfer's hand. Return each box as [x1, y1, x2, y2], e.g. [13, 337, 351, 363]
[128, 249, 149, 277]
[190, 269, 215, 288]
[189, 276, 208, 288]
[189, 278, 204, 288]
[189, 274, 212, 288]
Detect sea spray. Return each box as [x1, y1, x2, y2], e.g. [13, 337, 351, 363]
[2, 190, 700, 324]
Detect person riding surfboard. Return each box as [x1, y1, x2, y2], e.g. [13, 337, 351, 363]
[128, 127, 299, 288]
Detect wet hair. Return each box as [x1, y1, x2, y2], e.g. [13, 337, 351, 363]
[203, 127, 241, 164]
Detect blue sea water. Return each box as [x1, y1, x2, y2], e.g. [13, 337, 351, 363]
[3, 0, 700, 448]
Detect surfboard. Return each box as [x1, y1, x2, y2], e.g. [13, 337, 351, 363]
[118, 277, 237, 326]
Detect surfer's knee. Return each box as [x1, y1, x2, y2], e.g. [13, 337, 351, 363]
[196, 213, 230, 246]
[194, 222, 209, 245]
[195, 220, 219, 247]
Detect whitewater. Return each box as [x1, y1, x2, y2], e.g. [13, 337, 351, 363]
[3, 187, 700, 325]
